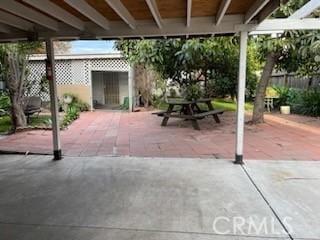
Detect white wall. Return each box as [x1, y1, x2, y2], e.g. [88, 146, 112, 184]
[119, 72, 128, 104]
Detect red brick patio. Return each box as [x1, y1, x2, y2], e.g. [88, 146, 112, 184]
[0, 111, 319, 160]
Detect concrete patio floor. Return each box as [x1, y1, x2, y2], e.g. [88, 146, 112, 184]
[0, 154, 320, 239]
[0, 111, 319, 160]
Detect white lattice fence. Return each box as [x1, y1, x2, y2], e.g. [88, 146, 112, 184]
[91, 58, 128, 72]
[71, 60, 89, 85]
[55, 60, 72, 85]
[26, 61, 49, 101]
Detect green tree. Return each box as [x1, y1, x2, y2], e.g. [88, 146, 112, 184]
[251, 0, 319, 123]
[0, 42, 41, 130]
[116, 37, 259, 101]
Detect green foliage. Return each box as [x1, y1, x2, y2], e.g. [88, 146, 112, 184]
[273, 86, 301, 107]
[62, 93, 90, 112]
[59, 93, 88, 128]
[182, 83, 202, 101]
[0, 42, 42, 77]
[0, 115, 12, 133]
[116, 37, 260, 100]
[294, 88, 320, 117]
[28, 115, 52, 127]
[0, 114, 53, 134]
[0, 90, 11, 115]
[62, 106, 80, 128]
[60, 93, 88, 128]
[253, 0, 320, 76]
[272, 86, 320, 117]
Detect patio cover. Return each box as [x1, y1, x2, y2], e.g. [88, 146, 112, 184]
[0, 0, 319, 161]
[0, 0, 280, 40]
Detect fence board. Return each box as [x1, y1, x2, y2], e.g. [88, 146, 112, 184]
[269, 73, 320, 89]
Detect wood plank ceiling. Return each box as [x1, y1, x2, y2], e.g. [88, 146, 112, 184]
[0, 0, 280, 41]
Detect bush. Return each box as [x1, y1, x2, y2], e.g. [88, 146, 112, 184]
[182, 84, 202, 101]
[61, 93, 88, 128]
[293, 88, 320, 117]
[61, 106, 80, 128]
[0, 91, 11, 115]
[62, 93, 90, 112]
[273, 86, 301, 108]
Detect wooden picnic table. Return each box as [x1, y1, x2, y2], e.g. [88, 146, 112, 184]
[155, 98, 225, 130]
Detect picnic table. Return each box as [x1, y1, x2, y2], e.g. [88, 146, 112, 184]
[154, 98, 225, 130]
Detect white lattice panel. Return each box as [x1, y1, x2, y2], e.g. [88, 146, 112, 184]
[56, 60, 72, 85]
[91, 58, 128, 72]
[71, 60, 88, 85]
[26, 61, 49, 101]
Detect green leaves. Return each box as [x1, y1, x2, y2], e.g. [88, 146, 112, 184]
[116, 36, 260, 99]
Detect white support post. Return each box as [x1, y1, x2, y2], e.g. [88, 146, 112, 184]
[46, 39, 62, 160]
[128, 65, 135, 112]
[235, 31, 248, 164]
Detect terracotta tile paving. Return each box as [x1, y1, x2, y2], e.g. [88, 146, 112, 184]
[0, 111, 319, 160]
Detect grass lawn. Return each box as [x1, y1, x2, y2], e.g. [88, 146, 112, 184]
[213, 99, 253, 111]
[0, 115, 52, 134]
[157, 98, 253, 112]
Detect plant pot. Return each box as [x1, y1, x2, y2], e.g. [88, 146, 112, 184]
[280, 106, 290, 115]
[63, 95, 73, 104]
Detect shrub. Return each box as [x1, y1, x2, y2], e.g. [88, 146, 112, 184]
[273, 86, 301, 108]
[61, 93, 88, 128]
[62, 93, 90, 112]
[182, 84, 202, 101]
[294, 88, 320, 117]
[61, 106, 80, 128]
[0, 91, 11, 116]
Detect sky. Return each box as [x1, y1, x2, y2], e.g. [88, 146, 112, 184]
[70, 40, 117, 54]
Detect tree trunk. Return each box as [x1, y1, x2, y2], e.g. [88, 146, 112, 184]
[251, 52, 279, 124]
[5, 51, 28, 130]
[10, 94, 26, 130]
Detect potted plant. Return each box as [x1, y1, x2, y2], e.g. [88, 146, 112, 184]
[63, 93, 73, 105]
[274, 87, 297, 115]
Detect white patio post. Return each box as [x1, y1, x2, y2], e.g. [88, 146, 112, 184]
[46, 38, 62, 160]
[128, 65, 135, 112]
[235, 31, 248, 164]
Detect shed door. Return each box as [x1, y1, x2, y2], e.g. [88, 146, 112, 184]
[105, 73, 119, 105]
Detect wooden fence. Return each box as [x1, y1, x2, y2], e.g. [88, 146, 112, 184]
[269, 73, 320, 89]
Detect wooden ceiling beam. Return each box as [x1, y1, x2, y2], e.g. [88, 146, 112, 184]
[104, 0, 136, 29]
[0, 23, 12, 33]
[244, 0, 270, 24]
[257, 0, 281, 22]
[64, 0, 110, 30]
[0, 0, 59, 31]
[0, 10, 35, 31]
[145, 0, 163, 28]
[23, 0, 85, 31]
[216, 0, 232, 25]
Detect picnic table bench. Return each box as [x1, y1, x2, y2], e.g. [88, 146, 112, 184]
[154, 98, 225, 130]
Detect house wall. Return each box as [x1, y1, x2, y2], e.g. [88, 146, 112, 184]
[57, 85, 91, 105]
[119, 72, 129, 105]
